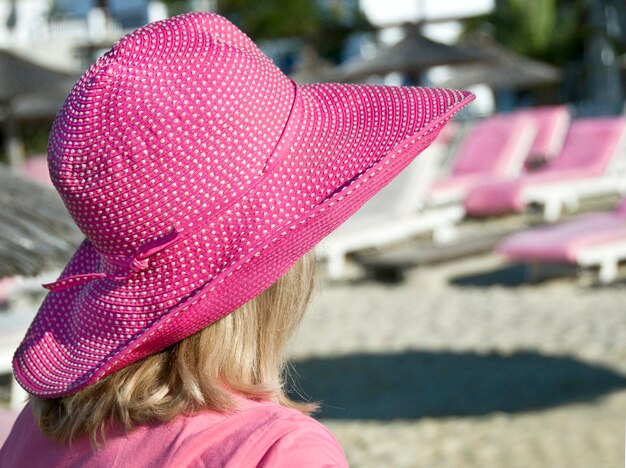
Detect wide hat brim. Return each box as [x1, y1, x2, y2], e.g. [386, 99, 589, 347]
[14, 83, 473, 397]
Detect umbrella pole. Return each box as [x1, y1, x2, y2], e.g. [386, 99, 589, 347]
[3, 115, 26, 168]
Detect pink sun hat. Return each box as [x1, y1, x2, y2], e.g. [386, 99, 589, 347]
[13, 13, 474, 397]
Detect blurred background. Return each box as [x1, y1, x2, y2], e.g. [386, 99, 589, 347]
[0, 1, 625, 467]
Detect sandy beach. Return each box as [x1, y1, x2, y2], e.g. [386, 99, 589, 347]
[1, 215, 624, 467]
[290, 251, 626, 467]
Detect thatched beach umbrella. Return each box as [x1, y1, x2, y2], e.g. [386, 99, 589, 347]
[0, 165, 81, 279]
[0, 49, 78, 167]
[0, 49, 77, 101]
[289, 45, 335, 84]
[332, 23, 487, 83]
[438, 34, 561, 90]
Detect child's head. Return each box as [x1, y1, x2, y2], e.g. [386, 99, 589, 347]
[33, 251, 316, 445]
[13, 12, 473, 443]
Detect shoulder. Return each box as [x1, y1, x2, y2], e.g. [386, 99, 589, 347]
[190, 400, 349, 467]
[256, 409, 349, 467]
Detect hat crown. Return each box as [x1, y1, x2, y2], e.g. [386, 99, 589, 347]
[48, 13, 295, 256]
[16, 12, 474, 398]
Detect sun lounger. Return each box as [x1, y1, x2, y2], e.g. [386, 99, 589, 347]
[514, 105, 570, 167]
[0, 273, 56, 411]
[0, 309, 34, 410]
[465, 117, 626, 221]
[320, 140, 462, 278]
[22, 155, 52, 186]
[427, 113, 537, 206]
[497, 200, 626, 283]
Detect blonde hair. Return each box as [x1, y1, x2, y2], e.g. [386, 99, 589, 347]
[30, 252, 317, 446]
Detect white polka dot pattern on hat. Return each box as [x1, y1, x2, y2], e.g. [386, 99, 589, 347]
[14, 13, 474, 397]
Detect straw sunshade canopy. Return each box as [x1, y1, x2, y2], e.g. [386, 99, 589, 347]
[289, 45, 335, 84]
[0, 49, 78, 167]
[439, 34, 562, 90]
[0, 49, 77, 102]
[1, 94, 67, 121]
[332, 23, 487, 83]
[0, 166, 81, 278]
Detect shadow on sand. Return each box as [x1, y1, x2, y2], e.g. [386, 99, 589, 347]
[449, 264, 530, 287]
[289, 350, 626, 420]
[449, 263, 584, 287]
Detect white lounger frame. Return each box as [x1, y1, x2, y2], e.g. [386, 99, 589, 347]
[320, 204, 463, 278]
[0, 310, 34, 410]
[0, 273, 57, 410]
[428, 117, 537, 207]
[319, 142, 464, 278]
[521, 127, 626, 222]
[577, 240, 626, 284]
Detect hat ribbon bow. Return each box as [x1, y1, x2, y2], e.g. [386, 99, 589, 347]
[43, 228, 179, 292]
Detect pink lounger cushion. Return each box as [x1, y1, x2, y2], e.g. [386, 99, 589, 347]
[497, 205, 626, 263]
[429, 113, 536, 203]
[435, 120, 459, 146]
[429, 173, 494, 197]
[22, 155, 52, 186]
[463, 178, 526, 215]
[465, 116, 626, 216]
[515, 105, 570, 164]
[450, 115, 532, 177]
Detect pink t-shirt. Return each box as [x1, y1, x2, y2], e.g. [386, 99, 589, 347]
[0, 399, 348, 467]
